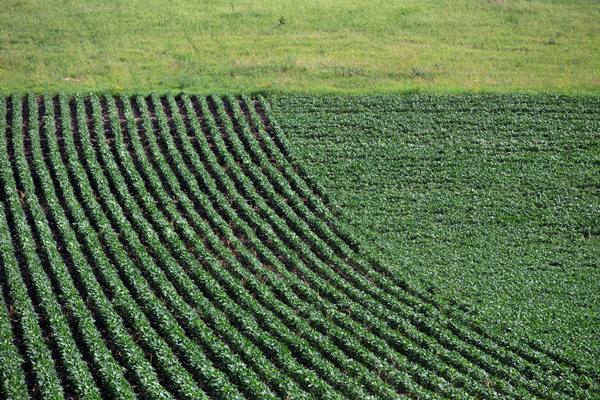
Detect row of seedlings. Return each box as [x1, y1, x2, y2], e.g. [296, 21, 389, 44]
[0, 97, 31, 400]
[27, 93, 161, 399]
[1, 95, 95, 399]
[0, 204, 48, 400]
[143, 93, 365, 400]
[67, 94, 242, 400]
[84, 93, 279, 400]
[45, 93, 202, 400]
[0, 243, 29, 399]
[110, 94, 315, 400]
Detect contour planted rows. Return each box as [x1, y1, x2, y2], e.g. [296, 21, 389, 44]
[0, 94, 596, 399]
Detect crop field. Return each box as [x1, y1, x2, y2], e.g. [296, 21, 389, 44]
[271, 94, 600, 371]
[0, 92, 596, 399]
[1, 1, 599, 399]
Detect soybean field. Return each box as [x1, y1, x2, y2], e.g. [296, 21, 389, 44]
[0, 93, 597, 400]
[271, 94, 600, 372]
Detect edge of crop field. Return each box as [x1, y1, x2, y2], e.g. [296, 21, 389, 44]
[2, 85, 600, 98]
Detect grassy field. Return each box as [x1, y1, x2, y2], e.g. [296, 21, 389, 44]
[1, 0, 599, 94]
[271, 93, 600, 371]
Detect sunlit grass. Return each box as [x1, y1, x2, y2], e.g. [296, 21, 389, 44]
[1, 0, 598, 93]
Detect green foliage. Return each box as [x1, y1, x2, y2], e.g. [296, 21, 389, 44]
[271, 93, 600, 375]
[0, 93, 597, 399]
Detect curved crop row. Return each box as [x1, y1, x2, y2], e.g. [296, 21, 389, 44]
[0, 94, 596, 399]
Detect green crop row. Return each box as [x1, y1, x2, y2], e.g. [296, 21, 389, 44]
[0, 93, 596, 400]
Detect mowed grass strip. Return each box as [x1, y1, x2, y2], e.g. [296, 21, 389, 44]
[0, 94, 596, 399]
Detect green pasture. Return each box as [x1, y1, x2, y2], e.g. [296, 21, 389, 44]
[1, 0, 599, 94]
